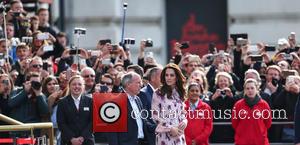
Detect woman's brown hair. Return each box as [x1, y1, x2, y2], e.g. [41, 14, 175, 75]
[0, 74, 14, 92]
[42, 75, 58, 96]
[159, 63, 186, 101]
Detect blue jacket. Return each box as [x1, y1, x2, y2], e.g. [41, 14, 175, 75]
[138, 84, 154, 113]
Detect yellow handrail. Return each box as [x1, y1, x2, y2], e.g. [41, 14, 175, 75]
[0, 123, 53, 131]
[0, 114, 54, 145]
[0, 114, 23, 125]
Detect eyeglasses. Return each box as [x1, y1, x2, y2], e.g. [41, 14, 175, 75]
[32, 64, 42, 68]
[100, 81, 113, 86]
[188, 64, 200, 67]
[83, 74, 95, 78]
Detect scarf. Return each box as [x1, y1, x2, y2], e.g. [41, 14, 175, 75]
[245, 95, 261, 109]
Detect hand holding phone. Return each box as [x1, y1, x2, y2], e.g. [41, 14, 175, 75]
[250, 55, 263, 62]
[43, 45, 54, 52]
[230, 33, 248, 45]
[180, 42, 189, 49]
[54, 85, 60, 92]
[69, 49, 81, 55]
[37, 33, 49, 40]
[22, 37, 33, 44]
[265, 46, 276, 52]
[282, 70, 297, 78]
[102, 59, 111, 65]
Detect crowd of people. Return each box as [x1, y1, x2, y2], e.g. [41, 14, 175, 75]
[0, 0, 300, 145]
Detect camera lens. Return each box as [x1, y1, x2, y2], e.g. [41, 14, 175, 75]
[145, 40, 153, 47]
[272, 78, 279, 86]
[31, 81, 42, 90]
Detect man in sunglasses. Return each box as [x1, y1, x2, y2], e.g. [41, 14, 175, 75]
[95, 73, 113, 93]
[29, 56, 43, 72]
[80, 67, 96, 97]
[81, 67, 107, 144]
[28, 56, 50, 80]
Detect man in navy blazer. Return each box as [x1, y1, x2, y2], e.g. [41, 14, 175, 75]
[108, 72, 155, 145]
[138, 67, 162, 113]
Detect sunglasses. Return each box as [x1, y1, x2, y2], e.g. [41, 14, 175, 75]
[100, 81, 113, 86]
[83, 74, 95, 78]
[32, 64, 42, 68]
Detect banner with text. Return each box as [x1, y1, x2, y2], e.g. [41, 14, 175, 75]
[166, 0, 228, 59]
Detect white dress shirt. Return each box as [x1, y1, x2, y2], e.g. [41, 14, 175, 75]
[128, 95, 144, 139]
[72, 95, 81, 110]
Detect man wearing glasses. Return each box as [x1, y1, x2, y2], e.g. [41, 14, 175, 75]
[29, 57, 43, 72]
[29, 56, 50, 79]
[96, 73, 114, 93]
[80, 67, 96, 97]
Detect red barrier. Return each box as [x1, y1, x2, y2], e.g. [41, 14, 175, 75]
[0, 138, 36, 144]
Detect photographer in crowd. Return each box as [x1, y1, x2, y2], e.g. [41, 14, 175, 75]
[273, 75, 300, 142]
[209, 72, 237, 143]
[0, 74, 13, 139]
[8, 72, 48, 124]
[261, 65, 283, 104]
[6, 0, 28, 39]
[1, 1, 300, 144]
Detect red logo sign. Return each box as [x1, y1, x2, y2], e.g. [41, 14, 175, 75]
[170, 13, 226, 57]
[93, 93, 127, 132]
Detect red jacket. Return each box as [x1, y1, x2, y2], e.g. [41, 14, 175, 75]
[184, 99, 213, 145]
[232, 99, 272, 145]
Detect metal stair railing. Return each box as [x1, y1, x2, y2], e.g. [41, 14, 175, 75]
[0, 114, 54, 145]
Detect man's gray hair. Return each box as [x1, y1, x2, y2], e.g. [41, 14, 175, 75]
[80, 67, 95, 76]
[121, 72, 140, 88]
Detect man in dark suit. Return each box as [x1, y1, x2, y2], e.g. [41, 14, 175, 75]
[57, 75, 94, 145]
[295, 96, 300, 145]
[138, 67, 162, 144]
[108, 72, 155, 145]
[138, 67, 162, 113]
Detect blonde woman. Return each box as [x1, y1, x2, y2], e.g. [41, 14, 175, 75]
[209, 72, 237, 143]
[57, 75, 94, 145]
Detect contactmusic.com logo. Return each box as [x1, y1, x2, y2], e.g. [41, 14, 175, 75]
[93, 93, 128, 132]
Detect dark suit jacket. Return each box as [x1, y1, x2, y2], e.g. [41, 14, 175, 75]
[107, 96, 155, 145]
[295, 97, 300, 144]
[138, 84, 154, 113]
[57, 95, 94, 145]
